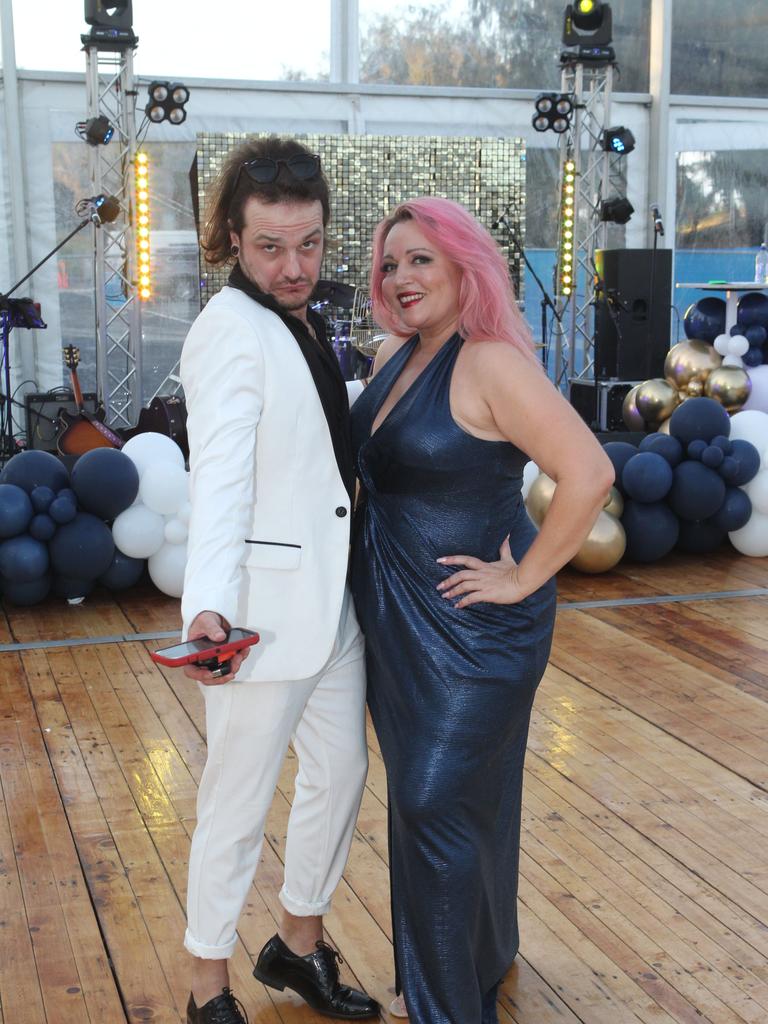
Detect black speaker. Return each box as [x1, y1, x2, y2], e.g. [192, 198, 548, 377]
[593, 248, 672, 381]
[569, 379, 638, 432]
[24, 391, 100, 452]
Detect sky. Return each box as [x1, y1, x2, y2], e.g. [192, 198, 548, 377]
[7, 0, 469, 82]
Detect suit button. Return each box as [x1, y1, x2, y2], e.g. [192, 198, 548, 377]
[335, 506, 347, 518]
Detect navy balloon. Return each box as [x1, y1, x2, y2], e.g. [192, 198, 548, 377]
[0, 450, 69, 493]
[622, 452, 673, 503]
[737, 291, 768, 329]
[0, 535, 49, 582]
[677, 519, 725, 554]
[71, 448, 139, 521]
[744, 347, 764, 368]
[49, 512, 115, 580]
[622, 500, 679, 562]
[29, 513, 56, 541]
[701, 445, 724, 469]
[669, 397, 731, 446]
[98, 550, 145, 590]
[49, 495, 77, 525]
[2, 574, 51, 606]
[602, 442, 638, 496]
[710, 487, 752, 532]
[687, 439, 707, 460]
[638, 433, 683, 467]
[0, 484, 33, 538]
[728, 439, 761, 486]
[684, 297, 726, 342]
[53, 576, 95, 600]
[668, 461, 726, 520]
[30, 485, 55, 513]
[744, 324, 767, 347]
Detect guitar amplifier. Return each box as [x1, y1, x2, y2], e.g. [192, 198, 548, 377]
[25, 390, 100, 452]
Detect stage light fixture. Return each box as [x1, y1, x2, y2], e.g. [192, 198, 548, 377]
[600, 197, 634, 224]
[532, 93, 574, 134]
[563, 0, 613, 48]
[76, 115, 115, 146]
[144, 81, 190, 125]
[82, 0, 137, 49]
[603, 126, 635, 155]
[135, 152, 151, 300]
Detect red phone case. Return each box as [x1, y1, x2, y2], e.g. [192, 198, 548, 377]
[151, 631, 260, 668]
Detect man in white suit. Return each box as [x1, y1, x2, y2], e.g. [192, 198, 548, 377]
[179, 137, 377, 1024]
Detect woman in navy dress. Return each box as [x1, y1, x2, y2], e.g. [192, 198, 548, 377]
[349, 198, 614, 1024]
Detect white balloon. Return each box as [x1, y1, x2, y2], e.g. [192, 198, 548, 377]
[113, 504, 166, 558]
[731, 335, 750, 356]
[140, 462, 190, 515]
[729, 410, 768, 448]
[722, 354, 744, 367]
[744, 470, 768, 516]
[729, 510, 768, 557]
[521, 461, 540, 500]
[122, 432, 185, 478]
[176, 500, 192, 525]
[714, 333, 730, 355]
[164, 517, 188, 544]
[148, 541, 188, 598]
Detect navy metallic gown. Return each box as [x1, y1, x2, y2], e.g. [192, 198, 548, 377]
[350, 334, 557, 1024]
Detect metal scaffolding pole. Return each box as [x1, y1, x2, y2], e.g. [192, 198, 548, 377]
[552, 59, 616, 391]
[83, 42, 142, 427]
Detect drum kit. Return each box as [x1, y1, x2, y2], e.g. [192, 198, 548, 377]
[311, 280, 387, 379]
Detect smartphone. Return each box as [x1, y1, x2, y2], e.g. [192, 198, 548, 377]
[151, 627, 260, 672]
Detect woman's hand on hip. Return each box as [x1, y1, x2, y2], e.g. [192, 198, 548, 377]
[436, 537, 528, 608]
[183, 610, 251, 685]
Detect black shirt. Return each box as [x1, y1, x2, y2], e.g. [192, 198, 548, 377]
[227, 263, 355, 505]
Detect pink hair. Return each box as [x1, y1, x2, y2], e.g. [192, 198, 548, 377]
[369, 196, 538, 363]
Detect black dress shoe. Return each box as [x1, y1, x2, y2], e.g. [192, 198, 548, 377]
[253, 934, 379, 1019]
[186, 987, 248, 1024]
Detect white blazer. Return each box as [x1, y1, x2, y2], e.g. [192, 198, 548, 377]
[180, 286, 353, 682]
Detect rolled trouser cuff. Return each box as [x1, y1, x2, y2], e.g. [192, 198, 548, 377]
[278, 884, 332, 918]
[184, 928, 237, 960]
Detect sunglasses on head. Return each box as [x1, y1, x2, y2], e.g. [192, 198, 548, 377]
[238, 153, 322, 186]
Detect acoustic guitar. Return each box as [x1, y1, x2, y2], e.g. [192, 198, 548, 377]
[56, 345, 124, 456]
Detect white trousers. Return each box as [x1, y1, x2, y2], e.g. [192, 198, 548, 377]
[184, 591, 367, 959]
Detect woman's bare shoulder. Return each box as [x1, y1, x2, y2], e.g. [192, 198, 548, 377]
[372, 334, 411, 375]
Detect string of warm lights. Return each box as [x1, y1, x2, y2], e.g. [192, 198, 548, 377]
[559, 158, 576, 297]
[135, 152, 151, 300]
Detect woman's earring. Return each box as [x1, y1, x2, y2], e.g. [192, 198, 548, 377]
[230, 243, 240, 257]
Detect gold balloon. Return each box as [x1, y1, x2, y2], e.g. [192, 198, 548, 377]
[684, 379, 705, 398]
[570, 511, 626, 574]
[704, 366, 752, 412]
[622, 385, 646, 430]
[634, 378, 680, 424]
[657, 417, 671, 435]
[664, 340, 722, 389]
[525, 473, 556, 527]
[603, 486, 624, 519]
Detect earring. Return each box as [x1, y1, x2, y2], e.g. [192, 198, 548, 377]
[230, 243, 240, 257]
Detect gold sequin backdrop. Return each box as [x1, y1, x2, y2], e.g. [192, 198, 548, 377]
[195, 133, 526, 310]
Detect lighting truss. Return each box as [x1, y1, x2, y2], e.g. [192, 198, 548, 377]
[83, 42, 142, 427]
[551, 59, 618, 390]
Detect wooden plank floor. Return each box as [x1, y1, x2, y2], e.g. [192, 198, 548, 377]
[1, 548, 767, 1023]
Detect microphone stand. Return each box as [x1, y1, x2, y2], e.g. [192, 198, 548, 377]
[647, 206, 663, 382]
[494, 204, 562, 370]
[0, 204, 109, 462]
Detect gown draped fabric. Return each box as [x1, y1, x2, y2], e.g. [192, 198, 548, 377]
[350, 334, 557, 1024]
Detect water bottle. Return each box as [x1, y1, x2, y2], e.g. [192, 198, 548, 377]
[755, 243, 768, 284]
